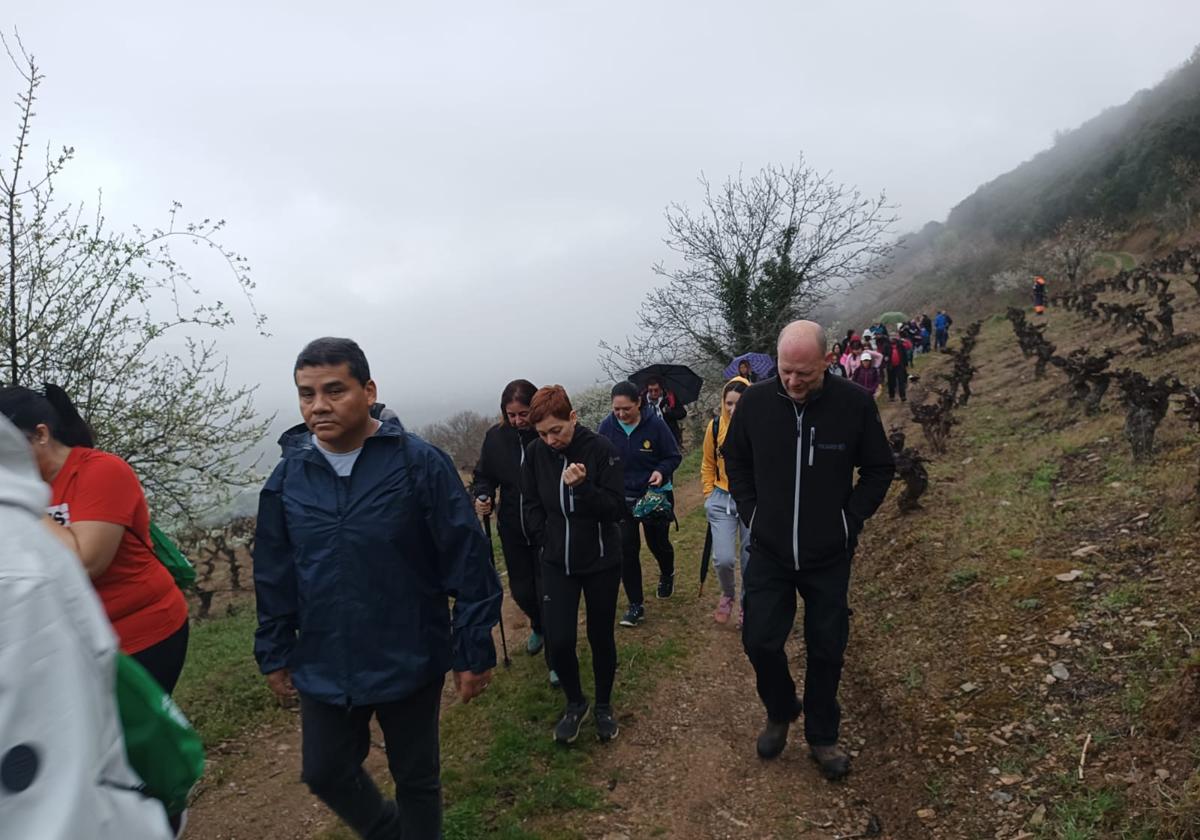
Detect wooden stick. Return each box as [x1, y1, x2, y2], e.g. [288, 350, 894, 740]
[1078, 733, 1092, 781]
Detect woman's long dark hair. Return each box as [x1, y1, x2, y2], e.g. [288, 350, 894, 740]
[500, 379, 538, 426]
[0, 383, 95, 447]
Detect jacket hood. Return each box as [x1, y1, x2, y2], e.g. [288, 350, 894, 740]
[720, 376, 753, 424]
[277, 416, 407, 455]
[0, 414, 48, 516]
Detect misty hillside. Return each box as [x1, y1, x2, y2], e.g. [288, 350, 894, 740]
[840, 45, 1200, 326]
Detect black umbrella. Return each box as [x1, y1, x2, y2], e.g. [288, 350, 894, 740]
[629, 363, 704, 405]
[698, 524, 713, 596]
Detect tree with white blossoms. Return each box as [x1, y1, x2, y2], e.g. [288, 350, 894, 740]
[0, 36, 270, 523]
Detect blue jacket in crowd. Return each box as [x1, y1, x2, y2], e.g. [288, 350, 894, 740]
[597, 411, 683, 500]
[253, 419, 502, 706]
[935, 312, 950, 332]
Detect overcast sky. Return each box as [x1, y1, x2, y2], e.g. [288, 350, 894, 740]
[7, 2, 1200, 433]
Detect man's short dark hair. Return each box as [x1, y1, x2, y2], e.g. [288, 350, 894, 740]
[294, 337, 371, 385]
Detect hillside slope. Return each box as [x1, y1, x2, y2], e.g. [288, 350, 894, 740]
[847, 281, 1200, 837]
[834, 45, 1200, 329]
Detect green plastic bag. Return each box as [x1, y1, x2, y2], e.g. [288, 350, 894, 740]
[149, 521, 196, 590]
[115, 653, 205, 816]
[632, 488, 674, 522]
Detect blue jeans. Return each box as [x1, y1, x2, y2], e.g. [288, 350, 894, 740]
[705, 488, 750, 601]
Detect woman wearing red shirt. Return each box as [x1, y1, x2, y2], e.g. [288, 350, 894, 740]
[0, 385, 190, 693]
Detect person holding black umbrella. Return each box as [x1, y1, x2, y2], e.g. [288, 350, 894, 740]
[641, 375, 688, 445]
[520, 386, 625, 744]
[598, 381, 683, 626]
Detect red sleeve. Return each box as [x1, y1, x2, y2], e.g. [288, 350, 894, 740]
[68, 453, 143, 528]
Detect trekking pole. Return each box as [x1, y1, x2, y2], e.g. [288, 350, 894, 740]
[478, 498, 512, 668]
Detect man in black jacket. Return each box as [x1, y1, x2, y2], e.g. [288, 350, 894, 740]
[644, 376, 688, 445]
[723, 321, 894, 780]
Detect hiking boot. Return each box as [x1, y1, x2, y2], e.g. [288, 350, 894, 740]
[656, 574, 675, 599]
[526, 630, 544, 656]
[595, 704, 619, 743]
[548, 669, 561, 688]
[619, 604, 645, 627]
[756, 698, 804, 760]
[714, 595, 733, 624]
[554, 702, 590, 744]
[810, 743, 852, 780]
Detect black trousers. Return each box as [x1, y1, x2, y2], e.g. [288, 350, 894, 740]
[742, 554, 851, 747]
[542, 561, 620, 707]
[886, 366, 908, 401]
[131, 618, 189, 695]
[498, 530, 544, 635]
[300, 677, 444, 840]
[619, 497, 675, 606]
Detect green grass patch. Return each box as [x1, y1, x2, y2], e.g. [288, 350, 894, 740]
[947, 567, 981, 592]
[1030, 462, 1061, 494]
[1099, 584, 1144, 613]
[174, 604, 286, 746]
[1039, 786, 1124, 839]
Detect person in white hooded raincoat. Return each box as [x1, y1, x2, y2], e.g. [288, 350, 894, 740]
[0, 414, 173, 840]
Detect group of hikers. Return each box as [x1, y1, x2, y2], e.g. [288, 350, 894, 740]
[823, 311, 954, 403]
[0, 318, 900, 840]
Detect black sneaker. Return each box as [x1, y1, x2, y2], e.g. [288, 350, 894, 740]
[619, 604, 645, 627]
[595, 704, 619, 742]
[656, 574, 675, 599]
[554, 702, 591, 744]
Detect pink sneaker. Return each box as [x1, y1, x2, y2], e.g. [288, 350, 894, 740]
[714, 595, 733, 624]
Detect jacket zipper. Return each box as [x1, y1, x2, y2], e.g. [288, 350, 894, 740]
[809, 427, 816, 467]
[841, 509, 850, 552]
[791, 403, 806, 571]
[518, 440, 529, 543]
[598, 522, 605, 556]
[560, 455, 571, 575]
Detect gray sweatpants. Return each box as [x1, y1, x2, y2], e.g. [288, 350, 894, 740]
[705, 488, 750, 601]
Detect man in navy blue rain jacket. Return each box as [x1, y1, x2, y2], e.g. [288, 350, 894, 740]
[253, 337, 502, 840]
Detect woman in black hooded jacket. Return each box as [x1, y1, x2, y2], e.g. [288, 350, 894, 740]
[521, 386, 625, 745]
[471, 380, 555, 680]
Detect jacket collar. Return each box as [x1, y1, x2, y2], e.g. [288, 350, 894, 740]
[774, 371, 832, 407]
[278, 416, 406, 457]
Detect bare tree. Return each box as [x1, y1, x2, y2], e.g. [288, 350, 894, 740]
[0, 36, 270, 523]
[419, 410, 494, 472]
[600, 161, 897, 375]
[1042, 216, 1109, 288]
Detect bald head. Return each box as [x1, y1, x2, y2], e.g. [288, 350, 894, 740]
[776, 320, 830, 402]
[778, 321, 827, 360]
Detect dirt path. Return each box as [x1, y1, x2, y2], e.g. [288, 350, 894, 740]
[577, 591, 884, 840]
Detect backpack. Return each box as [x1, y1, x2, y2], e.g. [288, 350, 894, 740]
[115, 653, 206, 816]
[147, 522, 197, 590]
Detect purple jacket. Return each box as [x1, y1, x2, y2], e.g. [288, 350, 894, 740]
[851, 364, 880, 394]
